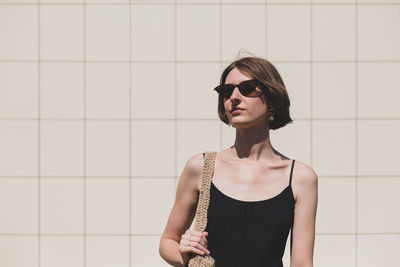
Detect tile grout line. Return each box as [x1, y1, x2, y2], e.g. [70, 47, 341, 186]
[310, 0, 313, 182]
[37, 1, 41, 266]
[265, 0, 268, 59]
[2, 232, 399, 236]
[174, 0, 177, 196]
[83, 1, 87, 266]
[2, 2, 400, 6]
[219, 0, 222, 151]
[128, 1, 132, 266]
[310, 1, 314, 264]
[1, 232, 399, 236]
[5, 117, 399, 121]
[2, 59, 400, 63]
[2, 175, 400, 179]
[355, 2, 359, 266]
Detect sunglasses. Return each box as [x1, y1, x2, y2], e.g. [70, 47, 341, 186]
[213, 79, 262, 98]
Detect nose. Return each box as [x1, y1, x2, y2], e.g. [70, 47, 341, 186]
[229, 85, 242, 100]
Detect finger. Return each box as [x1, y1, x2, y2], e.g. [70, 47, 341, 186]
[190, 241, 210, 255]
[181, 240, 207, 255]
[190, 235, 208, 249]
[188, 230, 204, 237]
[197, 238, 207, 248]
[182, 246, 206, 256]
[201, 234, 208, 245]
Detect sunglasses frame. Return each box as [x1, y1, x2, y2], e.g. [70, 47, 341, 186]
[213, 79, 263, 98]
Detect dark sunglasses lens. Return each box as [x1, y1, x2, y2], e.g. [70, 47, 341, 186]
[238, 82, 257, 96]
[221, 84, 235, 98]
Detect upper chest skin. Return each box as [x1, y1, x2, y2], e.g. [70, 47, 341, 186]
[197, 154, 294, 202]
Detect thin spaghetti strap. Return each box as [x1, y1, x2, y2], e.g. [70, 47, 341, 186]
[289, 159, 295, 186]
[203, 152, 205, 159]
[289, 159, 295, 259]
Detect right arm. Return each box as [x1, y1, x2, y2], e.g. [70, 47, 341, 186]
[159, 153, 210, 267]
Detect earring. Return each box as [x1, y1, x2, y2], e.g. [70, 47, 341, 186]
[270, 115, 274, 121]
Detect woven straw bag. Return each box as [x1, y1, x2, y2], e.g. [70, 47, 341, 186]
[187, 151, 217, 267]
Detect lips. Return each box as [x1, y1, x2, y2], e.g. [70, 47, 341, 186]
[231, 107, 244, 113]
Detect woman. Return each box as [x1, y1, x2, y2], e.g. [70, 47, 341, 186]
[159, 56, 318, 267]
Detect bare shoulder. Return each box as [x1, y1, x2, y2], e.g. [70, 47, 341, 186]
[292, 160, 318, 202]
[181, 152, 204, 193]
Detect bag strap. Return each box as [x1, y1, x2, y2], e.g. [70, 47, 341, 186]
[193, 151, 217, 232]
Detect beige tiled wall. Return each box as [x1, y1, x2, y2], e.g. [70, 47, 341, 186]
[0, 1, 399, 267]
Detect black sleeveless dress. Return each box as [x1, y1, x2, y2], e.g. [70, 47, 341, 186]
[203, 153, 295, 267]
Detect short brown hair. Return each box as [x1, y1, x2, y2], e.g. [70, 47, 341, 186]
[216, 56, 293, 130]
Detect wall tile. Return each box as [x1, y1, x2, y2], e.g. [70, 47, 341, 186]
[358, 63, 400, 118]
[86, 0, 127, 2]
[314, 235, 356, 267]
[221, 121, 235, 149]
[312, 5, 356, 61]
[0, 0, 38, 2]
[132, 63, 175, 119]
[40, 121, 84, 176]
[223, 0, 264, 2]
[41, 0, 83, 2]
[0, 179, 37, 233]
[0, 236, 38, 267]
[267, 5, 311, 61]
[0, 5, 37, 60]
[132, 178, 175, 234]
[40, 178, 83, 234]
[131, 5, 175, 61]
[222, 4, 266, 61]
[86, 63, 130, 119]
[358, 120, 400, 176]
[40, 5, 83, 60]
[177, 63, 221, 119]
[86, 178, 129, 234]
[86, 5, 129, 60]
[0, 62, 37, 118]
[86, 120, 130, 176]
[132, 235, 169, 267]
[268, 0, 310, 2]
[358, 177, 400, 233]
[313, 0, 355, 2]
[176, 5, 220, 60]
[358, 235, 400, 267]
[132, 120, 175, 177]
[0, 121, 38, 176]
[40, 63, 84, 118]
[132, 0, 174, 2]
[313, 63, 356, 118]
[358, 5, 400, 60]
[86, 236, 130, 267]
[312, 120, 356, 176]
[40, 236, 83, 267]
[316, 177, 356, 234]
[358, 0, 400, 2]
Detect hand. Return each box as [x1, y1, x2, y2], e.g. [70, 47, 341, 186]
[179, 229, 210, 259]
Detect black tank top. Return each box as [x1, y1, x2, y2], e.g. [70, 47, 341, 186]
[203, 153, 295, 267]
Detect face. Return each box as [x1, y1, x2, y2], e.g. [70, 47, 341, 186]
[223, 67, 269, 128]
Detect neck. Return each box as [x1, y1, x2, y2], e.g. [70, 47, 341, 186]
[230, 124, 284, 163]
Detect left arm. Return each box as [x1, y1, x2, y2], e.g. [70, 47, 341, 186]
[290, 163, 318, 267]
